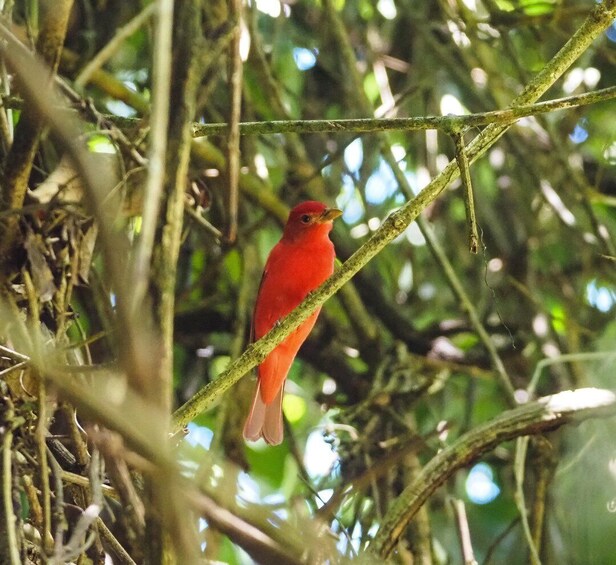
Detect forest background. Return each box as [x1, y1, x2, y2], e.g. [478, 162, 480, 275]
[0, 0, 616, 563]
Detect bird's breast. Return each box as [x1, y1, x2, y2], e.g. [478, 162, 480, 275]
[253, 237, 335, 338]
[275, 239, 335, 297]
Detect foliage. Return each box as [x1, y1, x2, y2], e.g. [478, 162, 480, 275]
[0, 0, 615, 563]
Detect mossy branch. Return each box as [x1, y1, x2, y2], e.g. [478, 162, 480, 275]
[188, 86, 616, 137]
[370, 388, 616, 558]
[0, 2, 73, 261]
[3, 83, 614, 137]
[147, 0, 203, 415]
[172, 0, 616, 431]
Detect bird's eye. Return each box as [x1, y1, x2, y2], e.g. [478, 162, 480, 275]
[300, 214, 311, 224]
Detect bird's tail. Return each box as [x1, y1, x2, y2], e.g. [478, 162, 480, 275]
[243, 382, 284, 445]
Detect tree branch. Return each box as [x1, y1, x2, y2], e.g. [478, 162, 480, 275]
[67, 85, 615, 140]
[128, 0, 174, 321]
[189, 86, 616, 137]
[172, 0, 616, 431]
[323, 0, 516, 404]
[370, 387, 616, 558]
[143, 1, 204, 561]
[74, 3, 157, 89]
[0, 1, 73, 261]
[225, 0, 242, 243]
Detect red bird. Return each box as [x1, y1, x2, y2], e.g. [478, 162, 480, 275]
[243, 201, 342, 445]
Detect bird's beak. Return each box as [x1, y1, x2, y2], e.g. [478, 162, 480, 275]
[318, 207, 343, 222]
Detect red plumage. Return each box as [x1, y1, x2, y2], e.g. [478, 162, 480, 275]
[243, 201, 341, 445]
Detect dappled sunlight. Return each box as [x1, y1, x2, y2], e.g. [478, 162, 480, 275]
[1, 0, 615, 562]
[466, 463, 501, 505]
[304, 430, 339, 478]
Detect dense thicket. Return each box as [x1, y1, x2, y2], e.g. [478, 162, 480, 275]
[0, 1, 615, 563]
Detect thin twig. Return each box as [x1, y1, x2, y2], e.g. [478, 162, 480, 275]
[22, 474, 44, 531]
[225, 0, 242, 243]
[482, 518, 520, 565]
[528, 351, 615, 397]
[96, 519, 137, 565]
[1, 400, 21, 565]
[53, 450, 101, 562]
[528, 438, 555, 557]
[47, 448, 67, 563]
[60, 470, 118, 500]
[184, 202, 224, 241]
[514, 438, 541, 565]
[23, 269, 54, 556]
[58, 81, 147, 166]
[450, 498, 478, 565]
[190, 490, 304, 565]
[61, 404, 89, 467]
[129, 0, 174, 316]
[0, 344, 29, 362]
[452, 131, 479, 253]
[418, 215, 516, 401]
[74, 3, 156, 88]
[88, 84, 616, 141]
[36, 377, 52, 552]
[96, 431, 145, 538]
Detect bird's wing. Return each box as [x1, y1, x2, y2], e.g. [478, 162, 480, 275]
[252, 241, 293, 340]
[250, 267, 268, 344]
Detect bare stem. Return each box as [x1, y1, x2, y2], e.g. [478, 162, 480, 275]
[225, 0, 242, 242]
[74, 3, 156, 88]
[452, 131, 479, 254]
[129, 0, 174, 316]
[1, 400, 21, 565]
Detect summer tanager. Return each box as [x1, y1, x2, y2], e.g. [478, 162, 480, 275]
[243, 201, 342, 445]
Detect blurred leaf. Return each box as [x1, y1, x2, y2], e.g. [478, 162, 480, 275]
[24, 231, 56, 302]
[520, 1, 557, 17]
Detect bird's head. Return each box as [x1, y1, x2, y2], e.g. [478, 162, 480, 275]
[283, 201, 342, 241]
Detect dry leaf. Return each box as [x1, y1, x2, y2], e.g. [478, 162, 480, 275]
[24, 230, 57, 302]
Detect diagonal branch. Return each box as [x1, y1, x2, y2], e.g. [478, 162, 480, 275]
[172, 0, 616, 431]
[74, 3, 157, 89]
[370, 388, 616, 558]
